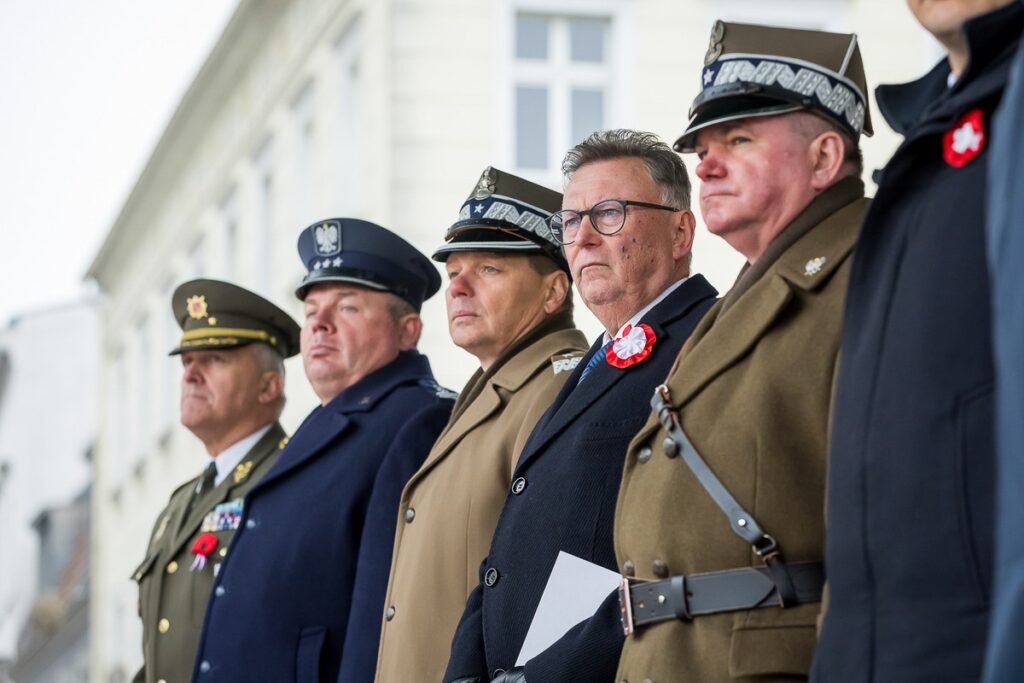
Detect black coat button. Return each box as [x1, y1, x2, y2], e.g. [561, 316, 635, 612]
[511, 477, 527, 495]
[484, 567, 500, 587]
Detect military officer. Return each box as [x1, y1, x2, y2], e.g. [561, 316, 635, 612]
[444, 130, 718, 682]
[190, 219, 454, 683]
[132, 279, 300, 683]
[815, 2, 1023, 681]
[366, 168, 588, 683]
[613, 23, 872, 682]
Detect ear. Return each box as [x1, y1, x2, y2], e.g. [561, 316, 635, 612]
[809, 131, 847, 190]
[541, 270, 570, 314]
[397, 313, 423, 351]
[258, 371, 285, 405]
[670, 209, 696, 264]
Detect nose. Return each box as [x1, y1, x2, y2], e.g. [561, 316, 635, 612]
[572, 212, 602, 247]
[182, 359, 201, 384]
[306, 307, 332, 333]
[695, 150, 724, 182]
[447, 272, 472, 299]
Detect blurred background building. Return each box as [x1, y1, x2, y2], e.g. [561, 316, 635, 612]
[0, 0, 946, 680]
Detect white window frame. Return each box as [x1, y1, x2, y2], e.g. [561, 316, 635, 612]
[253, 137, 275, 297]
[704, 0, 851, 33]
[495, 0, 634, 187]
[291, 79, 317, 225]
[334, 17, 365, 217]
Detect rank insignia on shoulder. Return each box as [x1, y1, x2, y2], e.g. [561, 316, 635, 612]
[151, 515, 171, 546]
[201, 498, 244, 533]
[804, 256, 827, 277]
[419, 378, 458, 400]
[233, 461, 254, 483]
[552, 354, 583, 375]
[278, 436, 289, 450]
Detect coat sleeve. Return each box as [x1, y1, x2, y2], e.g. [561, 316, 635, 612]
[521, 589, 625, 682]
[443, 558, 491, 682]
[337, 398, 453, 683]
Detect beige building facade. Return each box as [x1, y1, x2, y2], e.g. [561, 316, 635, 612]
[86, 0, 938, 679]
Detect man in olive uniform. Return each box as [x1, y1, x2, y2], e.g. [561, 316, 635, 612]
[613, 23, 872, 682]
[132, 279, 300, 683]
[367, 168, 587, 683]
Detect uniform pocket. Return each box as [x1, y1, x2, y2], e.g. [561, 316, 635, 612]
[295, 626, 327, 683]
[955, 383, 995, 604]
[728, 603, 819, 678]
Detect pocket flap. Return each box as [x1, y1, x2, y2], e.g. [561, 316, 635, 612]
[729, 622, 817, 677]
[131, 553, 159, 583]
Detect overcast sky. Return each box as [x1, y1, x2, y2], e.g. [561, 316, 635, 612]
[0, 1, 237, 329]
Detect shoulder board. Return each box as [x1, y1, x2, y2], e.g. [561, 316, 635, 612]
[551, 351, 584, 375]
[417, 378, 459, 400]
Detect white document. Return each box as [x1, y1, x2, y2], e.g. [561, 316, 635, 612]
[515, 551, 622, 666]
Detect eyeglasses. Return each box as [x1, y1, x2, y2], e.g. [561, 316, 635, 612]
[548, 199, 681, 245]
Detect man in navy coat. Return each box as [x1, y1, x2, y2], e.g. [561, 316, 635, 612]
[443, 129, 717, 682]
[812, 2, 1023, 682]
[191, 218, 454, 683]
[983, 18, 1024, 683]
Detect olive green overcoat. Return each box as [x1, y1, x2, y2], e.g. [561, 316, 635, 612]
[374, 319, 586, 683]
[614, 179, 868, 682]
[131, 423, 286, 683]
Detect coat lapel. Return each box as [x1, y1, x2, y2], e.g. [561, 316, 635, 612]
[409, 383, 502, 486]
[168, 423, 286, 556]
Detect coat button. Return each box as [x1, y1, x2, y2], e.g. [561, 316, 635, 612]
[663, 436, 678, 458]
[158, 618, 170, 634]
[404, 507, 416, 523]
[652, 560, 669, 578]
[643, 679, 654, 683]
[623, 560, 635, 577]
[511, 477, 527, 495]
[245, 518, 257, 529]
[166, 561, 178, 574]
[637, 447, 653, 464]
[214, 586, 226, 597]
[219, 546, 228, 557]
[199, 660, 211, 674]
[484, 567, 500, 587]
[385, 605, 396, 621]
[158, 679, 168, 683]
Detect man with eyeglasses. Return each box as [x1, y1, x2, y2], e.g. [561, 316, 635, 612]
[443, 129, 717, 683]
[613, 23, 871, 683]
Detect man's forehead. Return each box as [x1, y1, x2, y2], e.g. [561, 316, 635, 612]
[304, 283, 377, 302]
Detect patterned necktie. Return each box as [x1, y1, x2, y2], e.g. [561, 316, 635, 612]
[577, 340, 612, 385]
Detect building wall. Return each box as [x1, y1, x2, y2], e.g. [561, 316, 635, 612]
[0, 302, 97, 664]
[86, 0, 940, 679]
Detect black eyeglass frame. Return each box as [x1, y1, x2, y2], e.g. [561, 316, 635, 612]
[548, 199, 681, 245]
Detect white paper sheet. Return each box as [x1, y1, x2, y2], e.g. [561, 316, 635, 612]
[515, 551, 622, 666]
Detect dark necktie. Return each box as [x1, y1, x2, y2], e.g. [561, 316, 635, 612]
[577, 340, 612, 385]
[184, 462, 218, 521]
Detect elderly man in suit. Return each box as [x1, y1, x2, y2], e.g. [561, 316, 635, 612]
[614, 22, 872, 683]
[190, 219, 454, 683]
[444, 129, 718, 683]
[132, 279, 299, 683]
[365, 168, 588, 683]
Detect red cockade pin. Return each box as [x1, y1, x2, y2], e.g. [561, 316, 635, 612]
[606, 323, 657, 369]
[943, 108, 986, 168]
[190, 532, 218, 571]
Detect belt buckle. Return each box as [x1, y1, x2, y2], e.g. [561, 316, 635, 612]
[618, 577, 637, 636]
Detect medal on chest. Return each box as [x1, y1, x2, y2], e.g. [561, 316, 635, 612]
[943, 108, 985, 168]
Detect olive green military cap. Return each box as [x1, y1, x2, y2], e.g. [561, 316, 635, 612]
[674, 20, 874, 152]
[169, 279, 300, 358]
[432, 166, 568, 273]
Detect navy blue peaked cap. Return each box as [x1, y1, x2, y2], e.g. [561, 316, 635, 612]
[295, 218, 441, 310]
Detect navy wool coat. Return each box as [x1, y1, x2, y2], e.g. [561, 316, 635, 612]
[444, 275, 717, 682]
[813, 5, 1024, 682]
[190, 351, 453, 683]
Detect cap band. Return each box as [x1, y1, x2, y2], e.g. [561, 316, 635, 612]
[452, 194, 557, 244]
[698, 53, 867, 136]
[176, 327, 282, 354]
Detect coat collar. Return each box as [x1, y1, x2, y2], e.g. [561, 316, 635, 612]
[409, 325, 587, 486]
[876, 2, 1024, 138]
[670, 189, 868, 409]
[257, 351, 436, 486]
[167, 421, 286, 557]
[515, 274, 717, 473]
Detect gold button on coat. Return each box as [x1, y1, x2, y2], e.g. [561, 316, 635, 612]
[158, 618, 170, 633]
[166, 561, 178, 574]
[219, 546, 228, 557]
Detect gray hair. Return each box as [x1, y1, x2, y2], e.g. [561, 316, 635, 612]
[561, 129, 692, 210]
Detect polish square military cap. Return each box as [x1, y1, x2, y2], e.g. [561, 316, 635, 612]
[674, 21, 874, 152]
[432, 167, 568, 273]
[169, 279, 300, 357]
[295, 218, 441, 310]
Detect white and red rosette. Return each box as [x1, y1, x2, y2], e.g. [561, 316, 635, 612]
[943, 108, 985, 168]
[606, 323, 657, 369]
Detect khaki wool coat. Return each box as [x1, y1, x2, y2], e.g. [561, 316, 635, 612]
[132, 423, 286, 683]
[614, 178, 868, 682]
[374, 316, 587, 683]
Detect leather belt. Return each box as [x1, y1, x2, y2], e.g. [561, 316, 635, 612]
[618, 562, 824, 635]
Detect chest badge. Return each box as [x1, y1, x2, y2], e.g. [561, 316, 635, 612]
[943, 109, 985, 168]
[606, 324, 657, 369]
[804, 256, 827, 276]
